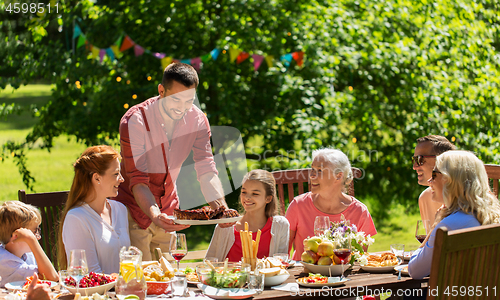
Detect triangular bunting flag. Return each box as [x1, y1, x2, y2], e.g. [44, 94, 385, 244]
[236, 52, 250, 64]
[73, 24, 81, 39]
[99, 49, 106, 63]
[110, 45, 120, 57]
[180, 59, 191, 64]
[210, 48, 220, 61]
[119, 35, 135, 52]
[115, 35, 123, 47]
[201, 53, 211, 63]
[134, 45, 144, 56]
[292, 51, 304, 67]
[265, 55, 274, 68]
[281, 53, 293, 67]
[153, 52, 166, 59]
[191, 57, 202, 71]
[229, 47, 241, 63]
[161, 57, 173, 70]
[252, 54, 265, 71]
[77, 34, 86, 48]
[91, 46, 100, 59]
[106, 48, 115, 61]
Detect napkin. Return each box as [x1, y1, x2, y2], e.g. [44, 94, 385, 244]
[271, 282, 300, 292]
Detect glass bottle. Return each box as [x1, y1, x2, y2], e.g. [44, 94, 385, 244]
[115, 246, 147, 300]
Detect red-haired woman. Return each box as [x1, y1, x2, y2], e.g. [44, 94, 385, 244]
[57, 145, 130, 274]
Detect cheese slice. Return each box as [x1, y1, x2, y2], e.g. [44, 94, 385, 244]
[142, 261, 161, 268]
[160, 256, 175, 273]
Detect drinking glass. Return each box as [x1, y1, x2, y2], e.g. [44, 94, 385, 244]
[68, 249, 89, 294]
[415, 220, 430, 244]
[333, 236, 351, 280]
[204, 257, 218, 263]
[248, 273, 264, 294]
[169, 233, 188, 271]
[171, 277, 187, 297]
[314, 216, 330, 236]
[390, 244, 405, 262]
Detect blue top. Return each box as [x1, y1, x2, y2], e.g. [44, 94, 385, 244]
[408, 210, 481, 279]
[0, 244, 38, 287]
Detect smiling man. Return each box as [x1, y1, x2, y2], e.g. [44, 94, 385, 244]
[412, 135, 456, 230]
[115, 63, 229, 260]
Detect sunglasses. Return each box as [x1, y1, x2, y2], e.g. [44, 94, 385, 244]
[34, 226, 41, 240]
[412, 155, 436, 166]
[432, 169, 442, 180]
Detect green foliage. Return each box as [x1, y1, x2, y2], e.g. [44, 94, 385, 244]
[1, 0, 499, 214]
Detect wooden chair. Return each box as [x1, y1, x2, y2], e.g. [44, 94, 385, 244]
[18, 189, 69, 270]
[271, 167, 363, 215]
[428, 223, 500, 300]
[485, 164, 500, 198]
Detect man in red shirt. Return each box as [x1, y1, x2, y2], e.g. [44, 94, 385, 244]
[115, 63, 229, 260]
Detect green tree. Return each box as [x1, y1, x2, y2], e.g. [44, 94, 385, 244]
[2, 0, 499, 217]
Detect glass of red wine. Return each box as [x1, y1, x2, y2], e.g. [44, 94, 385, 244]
[333, 236, 351, 280]
[170, 233, 188, 272]
[415, 220, 430, 243]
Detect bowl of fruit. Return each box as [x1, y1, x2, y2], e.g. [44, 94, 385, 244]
[196, 262, 250, 289]
[61, 271, 116, 295]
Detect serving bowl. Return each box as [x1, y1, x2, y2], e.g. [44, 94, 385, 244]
[64, 281, 116, 295]
[301, 262, 352, 276]
[196, 262, 250, 289]
[146, 281, 171, 295]
[264, 273, 290, 286]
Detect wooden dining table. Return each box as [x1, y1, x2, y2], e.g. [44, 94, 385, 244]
[0, 262, 428, 300]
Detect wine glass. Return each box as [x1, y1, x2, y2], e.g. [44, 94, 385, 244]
[68, 249, 89, 295]
[415, 220, 430, 244]
[333, 236, 351, 280]
[314, 216, 330, 236]
[169, 233, 188, 271]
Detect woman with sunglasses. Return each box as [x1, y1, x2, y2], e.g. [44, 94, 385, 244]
[408, 150, 500, 279]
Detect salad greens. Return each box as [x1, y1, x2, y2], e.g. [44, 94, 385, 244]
[205, 268, 247, 288]
[184, 267, 195, 274]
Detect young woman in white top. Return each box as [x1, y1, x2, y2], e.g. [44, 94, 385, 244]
[58, 145, 130, 274]
[206, 169, 289, 262]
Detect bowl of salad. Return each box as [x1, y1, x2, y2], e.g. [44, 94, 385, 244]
[196, 262, 250, 289]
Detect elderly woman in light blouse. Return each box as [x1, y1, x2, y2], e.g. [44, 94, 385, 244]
[285, 148, 377, 261]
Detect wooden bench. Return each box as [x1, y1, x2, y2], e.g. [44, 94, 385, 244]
[18, 189, 68, 270]
[428, 223, 500, 300]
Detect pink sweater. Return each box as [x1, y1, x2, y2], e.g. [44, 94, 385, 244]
[285, 192, 377, 261]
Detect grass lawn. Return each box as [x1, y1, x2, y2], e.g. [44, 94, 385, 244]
[0, 84, 422, 253]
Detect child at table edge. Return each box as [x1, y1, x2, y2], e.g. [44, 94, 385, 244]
[206, 169, 289, 262]
[0, 201, 58, 287]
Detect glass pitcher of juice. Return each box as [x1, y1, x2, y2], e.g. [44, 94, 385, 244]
[115, 246, 147, 300]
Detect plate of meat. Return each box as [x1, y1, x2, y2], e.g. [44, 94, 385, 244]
[171, 206, 241, 225]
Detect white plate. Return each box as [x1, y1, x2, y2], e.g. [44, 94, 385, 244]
[394, 264, 409, 276]
[360, 263, 401, 273]
[63, 280, 116, 295]
[297, 277, 349, 288]
[198, 284, 256, 299]
[301, 262, 352, 276]
[172, 216, 242, 225]
[5, 280, 58, 291]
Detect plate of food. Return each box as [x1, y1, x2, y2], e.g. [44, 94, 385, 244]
[197, 284, 256, 299]
[360, 252, 401, 273]
[170, 207, 241, 225]
[180, 266, 200, 284]
[5, 278, 58, 291]
[394, 264, 409, 276]
[62, 272, 116, 295]
[297, 274, 349, 288]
